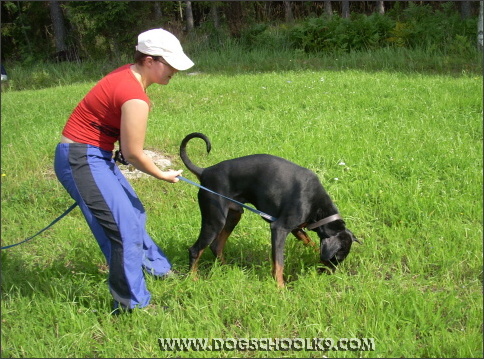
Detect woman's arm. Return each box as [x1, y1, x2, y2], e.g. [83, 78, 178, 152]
[119, 99, 182, 182]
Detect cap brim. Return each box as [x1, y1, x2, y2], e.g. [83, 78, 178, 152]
[164, 53, 194, 71]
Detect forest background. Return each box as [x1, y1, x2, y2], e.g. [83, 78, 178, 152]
[1, 1, 483, 92]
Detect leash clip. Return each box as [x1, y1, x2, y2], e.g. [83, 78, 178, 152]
[114, 150, 129, 165]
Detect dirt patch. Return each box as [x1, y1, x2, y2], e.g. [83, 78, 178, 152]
[118, 150, 173, 179]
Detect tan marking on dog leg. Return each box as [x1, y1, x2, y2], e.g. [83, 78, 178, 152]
[210, 210, 242, 264]
[189, 248, 205, 278]
[291, 228, 318, 252]
[212, 231, 229, 264]
[272, 261, 285, 288]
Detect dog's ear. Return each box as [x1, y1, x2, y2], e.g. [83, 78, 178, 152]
[347, 229, 362, 244]
[325, 219, 346, 234]
[320, 237, 342, 262]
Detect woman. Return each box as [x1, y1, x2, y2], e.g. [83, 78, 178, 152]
[54, 28, 194, 313]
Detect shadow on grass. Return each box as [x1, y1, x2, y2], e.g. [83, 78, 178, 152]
[175, 231, 326, 286]
[0, 245, 106, 307]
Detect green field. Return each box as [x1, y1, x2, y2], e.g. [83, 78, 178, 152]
[1, 57, 482, 357]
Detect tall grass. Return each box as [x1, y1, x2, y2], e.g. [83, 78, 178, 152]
[1, 48, 482, 358]
[1, 45, 482, 92]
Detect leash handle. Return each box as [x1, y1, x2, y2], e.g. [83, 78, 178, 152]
[1, 202, 78, 250]
[177, 176, 277, 222]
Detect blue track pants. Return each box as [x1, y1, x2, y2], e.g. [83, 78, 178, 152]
[54, 143, 171, 309]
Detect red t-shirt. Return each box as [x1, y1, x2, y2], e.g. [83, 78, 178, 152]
[62, 64, 150, 152]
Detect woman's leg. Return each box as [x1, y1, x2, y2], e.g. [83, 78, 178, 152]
[112, 162, 172, 277]
[54, 143, 152, 309]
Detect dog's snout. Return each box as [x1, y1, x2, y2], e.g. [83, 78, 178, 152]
[319, 230, 355, 269]
[318, 250, 349, 275]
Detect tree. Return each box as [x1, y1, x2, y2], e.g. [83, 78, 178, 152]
[185, 1, 194, 32]
[63, 2, 154, 59]
[153, 2, 162, 23]
[225, 1, 244, 38]
[376, 1, 385, 15]
[283, 1, 294, 24]
[49, 1, 67, 59]
[341, 0, 350, 18]
[478, 1, 483, 51]
[210, 2, 219, 28]
[324, 1, 332, 17]
[459, 1, 472, 19]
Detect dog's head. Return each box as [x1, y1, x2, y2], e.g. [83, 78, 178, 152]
[314, 220, 360, 273]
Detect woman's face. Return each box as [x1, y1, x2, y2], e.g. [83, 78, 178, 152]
[149, 57, 178, 85]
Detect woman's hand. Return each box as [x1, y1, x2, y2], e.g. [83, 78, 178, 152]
[161, 169, 183, 183]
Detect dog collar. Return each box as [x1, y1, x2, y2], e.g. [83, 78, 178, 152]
[306, 213, 342, 230]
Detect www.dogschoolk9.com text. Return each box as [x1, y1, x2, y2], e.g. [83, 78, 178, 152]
[158, 337, 376, 352]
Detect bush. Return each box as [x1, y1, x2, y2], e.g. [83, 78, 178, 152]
[288, 3, 478, 55]
[388, 2, 478, 53]
[289, 13, 395, 53]
[240, 23, 293, 51]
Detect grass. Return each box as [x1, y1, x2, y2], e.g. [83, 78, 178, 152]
[1, 48, 482, 358]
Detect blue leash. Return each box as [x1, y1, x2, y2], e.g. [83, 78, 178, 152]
[2, 176, 276, 250]
[177, 176, 277, 222]
[1, 202, 78, 250]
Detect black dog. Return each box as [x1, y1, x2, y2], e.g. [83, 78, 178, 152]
[180, 133, 359, 287]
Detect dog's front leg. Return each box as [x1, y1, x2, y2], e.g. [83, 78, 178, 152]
[271, 227, 289, 288]
[291, 228, 318, 252]
[188, 246, 205, 274]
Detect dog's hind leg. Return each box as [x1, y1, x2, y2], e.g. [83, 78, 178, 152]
[209, 209, 242, 264]
[188, 205, 233, 274]
[291, 228, 318, 252]
[188, 228, 217, 274]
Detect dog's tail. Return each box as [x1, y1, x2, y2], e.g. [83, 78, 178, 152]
[179, 132, 211, 180]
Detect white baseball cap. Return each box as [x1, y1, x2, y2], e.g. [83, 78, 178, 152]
[136, 28, 194, 71]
